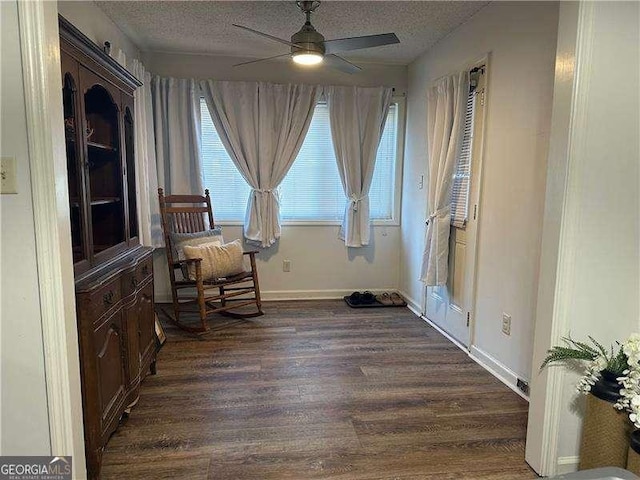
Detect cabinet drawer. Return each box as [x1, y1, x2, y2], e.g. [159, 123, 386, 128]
[91, 278, 121, 319]
[122, 255, 152, 296]
[136, 255, 153, 282]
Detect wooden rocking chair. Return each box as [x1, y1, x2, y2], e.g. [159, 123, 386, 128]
[158, 188, 263, 333]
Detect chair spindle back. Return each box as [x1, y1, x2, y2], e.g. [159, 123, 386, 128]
[158, 188, 215, 265]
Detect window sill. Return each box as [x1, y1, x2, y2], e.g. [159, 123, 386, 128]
[216, 219, 400, 227]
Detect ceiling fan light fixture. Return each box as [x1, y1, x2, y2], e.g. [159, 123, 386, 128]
[232, 0, 399, 74]
[292, 50, 323, 65]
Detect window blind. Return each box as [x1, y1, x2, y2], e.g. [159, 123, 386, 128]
[279, 103, 345, 221]
[200, 99, 398, 222]
[370, 103, 397, 220]
[450, 90, 476, 228]
[201, 98, 251, 222]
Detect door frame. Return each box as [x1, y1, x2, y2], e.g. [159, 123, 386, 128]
[525, 2, 582, 476]
[422, 54, 490, 352]
[17, 1, 87, 477]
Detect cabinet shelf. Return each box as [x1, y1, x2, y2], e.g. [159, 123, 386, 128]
[90, 197, 121, 206]
[87, 141, 117, 152]
[69, 197, 122, 207]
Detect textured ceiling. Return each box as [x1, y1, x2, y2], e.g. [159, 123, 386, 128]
[96, 1, 489, 65]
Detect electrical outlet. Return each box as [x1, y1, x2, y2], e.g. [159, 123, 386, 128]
[282, 260, 291, 272]
[1, 156, 17, 194]
[502, 313, 511, 335]
[517, 378, 530, 396]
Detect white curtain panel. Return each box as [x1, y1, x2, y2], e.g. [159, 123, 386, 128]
[326, 86, 393, 247]
[200, 80, 319, 248]
[114, 49, 127, 68]
[129, 60, 161, 247]
[151, 76, 204, 200]
[420, 71, 469, 286]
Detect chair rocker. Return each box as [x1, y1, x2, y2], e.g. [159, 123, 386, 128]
[158, 188, 263, 333]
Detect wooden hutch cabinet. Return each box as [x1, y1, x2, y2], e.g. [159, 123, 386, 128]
[59, 16, 157, 479]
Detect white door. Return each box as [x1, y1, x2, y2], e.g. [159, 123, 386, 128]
[425, 66, 487, 347]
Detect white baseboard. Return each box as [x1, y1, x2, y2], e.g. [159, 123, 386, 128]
[400, 302, 530, 402]
[155, 288, 399, 304]
[398, 290, 422, 316]
[556, 456, 579, 475]
[421, 314, 470, 354]
[260, 288, 397, 302]
[469, 345, 529, 401]
[156, 294, 172, 304]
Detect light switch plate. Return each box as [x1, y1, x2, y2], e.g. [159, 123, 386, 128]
[1, 156, 18, 194]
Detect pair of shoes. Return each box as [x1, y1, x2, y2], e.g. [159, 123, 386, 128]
[348, 291, 376, 305]
[375, 292, 405, 306]
[375, 292, 394, 305]
[390, 292, 405, 305]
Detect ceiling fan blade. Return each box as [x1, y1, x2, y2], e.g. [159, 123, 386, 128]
[324, 54, 362, 74]
[233, 24, 302, 50]
[234, 53, 291, 67]
[324, 33, 400, 54]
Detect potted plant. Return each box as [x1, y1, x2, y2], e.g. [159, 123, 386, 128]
[542, 336, 631, 470]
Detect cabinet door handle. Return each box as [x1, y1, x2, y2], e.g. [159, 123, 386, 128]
[142, 265, 149, 276]
[103, 290, 114, 306]
[131, 276, 138, 289]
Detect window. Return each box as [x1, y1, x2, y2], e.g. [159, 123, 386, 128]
[200, 98, 401, 223]
[450, 88, 476, 228]
[200, 103, 251, 221]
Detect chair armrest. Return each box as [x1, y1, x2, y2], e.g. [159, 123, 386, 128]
[172, 258, 202, 268]
[242, 250, 259, 256]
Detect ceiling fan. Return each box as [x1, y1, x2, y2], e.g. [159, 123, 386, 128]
[233, 1, 400, 74]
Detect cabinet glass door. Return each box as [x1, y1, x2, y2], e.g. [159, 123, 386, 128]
[62, 73, 87, 264]
[123, 105, 138, 240]
[84, 84, 126, 256]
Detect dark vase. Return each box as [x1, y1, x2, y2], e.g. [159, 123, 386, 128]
[579, 369, 630, 470]
[591, 369, 623, 403]
[628, 430, 640, 475]
[631, 430, 640, 455]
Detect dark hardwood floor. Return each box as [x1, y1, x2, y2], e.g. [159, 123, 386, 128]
[101, 300, 537, 479]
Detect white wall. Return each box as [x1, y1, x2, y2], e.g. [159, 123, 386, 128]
[153, 225, 402, 303]
[400, 1, 558, 381]
[143, 52, 408, 94]
[144, 51, 408, 302]
[58, 0, 141, 60]
[0, 0, 51, 455]
[527, 2, 640, 473]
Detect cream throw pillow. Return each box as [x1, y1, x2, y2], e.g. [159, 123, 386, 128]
[182, 239, 245, 281]
[171, 228, 224, 262]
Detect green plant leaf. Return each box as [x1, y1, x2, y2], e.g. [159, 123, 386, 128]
[541, 345, 597, 369]
[588, 336, 608, 358]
